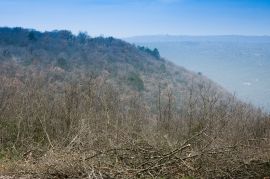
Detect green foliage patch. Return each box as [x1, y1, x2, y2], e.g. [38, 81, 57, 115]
[127, 72, 144, 91]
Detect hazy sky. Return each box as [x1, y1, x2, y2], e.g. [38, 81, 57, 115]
[0, 0, 269, 37]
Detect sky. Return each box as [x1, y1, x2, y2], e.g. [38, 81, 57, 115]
[0, 0, 270, 37]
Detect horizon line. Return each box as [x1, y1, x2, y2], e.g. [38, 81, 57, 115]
[1, 26, 270, 39]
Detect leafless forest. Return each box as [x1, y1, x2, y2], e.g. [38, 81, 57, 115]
[0, 70, 270, 178]
[0, 28, 270, 178]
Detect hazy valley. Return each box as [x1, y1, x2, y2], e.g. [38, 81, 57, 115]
[126, 35, 270, 111]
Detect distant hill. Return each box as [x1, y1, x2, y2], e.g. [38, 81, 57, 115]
[0, 27, 225, 110]
[125, 35, 270, 111]
[125, 35, 270, 43]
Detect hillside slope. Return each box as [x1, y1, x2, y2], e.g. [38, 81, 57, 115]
[0, 27, 224, 108]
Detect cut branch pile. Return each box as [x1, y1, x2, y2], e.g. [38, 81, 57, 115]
[5, 131, 270, 179]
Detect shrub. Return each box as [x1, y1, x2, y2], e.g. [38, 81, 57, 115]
[127, 72, 144, 91]
[56, 57, 70, 70]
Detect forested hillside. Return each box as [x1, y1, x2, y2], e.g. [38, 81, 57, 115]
[0, 27, 219, 107]
[0, 28, 270, 178]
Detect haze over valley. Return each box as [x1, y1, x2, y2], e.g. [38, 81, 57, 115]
[126, 35, 270, 111]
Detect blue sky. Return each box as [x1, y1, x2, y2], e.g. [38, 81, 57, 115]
[0, 0, 269, 37]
